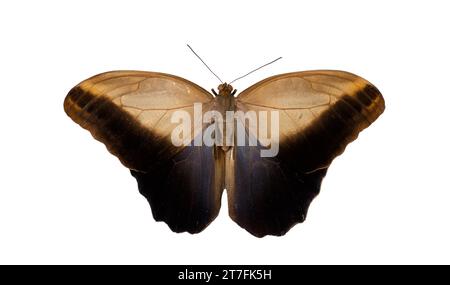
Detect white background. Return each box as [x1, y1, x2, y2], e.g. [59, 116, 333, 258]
[1, 0, 449, 265]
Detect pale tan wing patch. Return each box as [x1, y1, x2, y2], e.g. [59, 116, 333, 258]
[70, 71, 212, 137]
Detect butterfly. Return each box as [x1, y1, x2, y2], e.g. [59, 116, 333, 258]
[64, 67, 384, 237]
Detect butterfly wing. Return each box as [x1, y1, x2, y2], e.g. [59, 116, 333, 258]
[64, 71, 224, 233]
[228, 70, 385, 237]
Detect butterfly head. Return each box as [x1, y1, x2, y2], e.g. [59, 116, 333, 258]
[215, 83, 237, 97]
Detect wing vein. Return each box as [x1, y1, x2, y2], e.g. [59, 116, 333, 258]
[239, 101, 330, 110]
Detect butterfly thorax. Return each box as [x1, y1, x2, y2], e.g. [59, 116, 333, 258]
[214, 83, 235, 111]
[214, 82, 236, 118]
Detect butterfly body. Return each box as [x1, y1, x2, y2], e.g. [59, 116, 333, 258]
[64, 70, 384, 237]
[211, 83, 236, 152]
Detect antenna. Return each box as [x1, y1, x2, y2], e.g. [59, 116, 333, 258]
[187, 44, 223, 84]
[229, 57, 282, 84]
